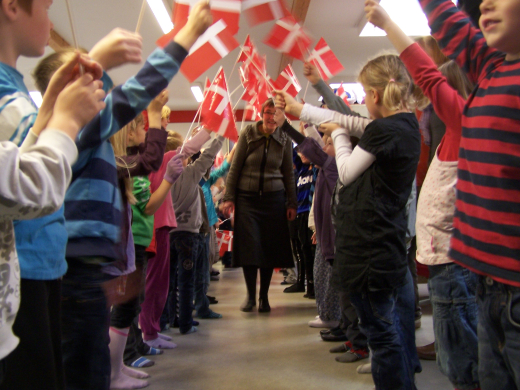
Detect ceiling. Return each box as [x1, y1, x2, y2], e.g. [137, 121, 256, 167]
[17, 0, 396, 116]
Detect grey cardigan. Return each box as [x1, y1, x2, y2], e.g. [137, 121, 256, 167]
[224, 121, 297, 209]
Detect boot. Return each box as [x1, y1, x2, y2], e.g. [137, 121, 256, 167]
[304, 281, 315, 298]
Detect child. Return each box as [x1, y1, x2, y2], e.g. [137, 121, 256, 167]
[0, 56, 105, 373]
[364, 2, 480, 389]
[418, 0, 520, 388]
[278, 51, 422, 388]
[0, 1, 135, 387]
[27, 3, 212, 388]
[169, 134, 225, 334]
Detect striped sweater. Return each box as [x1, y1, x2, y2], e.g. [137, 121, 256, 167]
[65, 41, 188, 261]
[420, 0, 520, 286]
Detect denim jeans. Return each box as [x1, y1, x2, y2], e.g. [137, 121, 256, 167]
[477, 275, 520, 390]
[169, 232, 204, 333]
[428, 263, 479, 389]
[61, 259, 114, 390]
[350, 270, 420, 390]
[194, 233, 211, 317]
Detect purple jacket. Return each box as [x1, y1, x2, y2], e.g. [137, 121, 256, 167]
[297, 137, 338, 262]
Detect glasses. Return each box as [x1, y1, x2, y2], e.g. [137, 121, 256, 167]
[263, 111, 276, 116]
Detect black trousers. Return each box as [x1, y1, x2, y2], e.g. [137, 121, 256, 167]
[243, 266, 274, 301]
[296, 211, 315, 285]
[1, 279, 64, 390]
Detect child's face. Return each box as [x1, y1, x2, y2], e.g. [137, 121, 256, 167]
[480, 0, 520, 60]
[16, 0, 54, 58]
[322, 135, 335, 157]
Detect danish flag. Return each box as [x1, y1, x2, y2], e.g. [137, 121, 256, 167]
[179, 20, 240, 83]
[172, 0, 241, 35]
[243, 103, 261, 121]
[308, 38, 344, 81]
[241, 0, 290, 27]
[215, 230, 233, 256]
[200, 68, 239, 142]
[336, 84, 351, 108]
[263, 16, 312, 61]
[273, 64, 301, 98]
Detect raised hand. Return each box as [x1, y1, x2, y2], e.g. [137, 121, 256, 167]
[318, 122, 342, 137]
[48, 73, 106, 140]
[303, 62, 321, 85]
[164, 153, 184, 184]
[273, 107, 286, 127]
[274, 90, 304, 118]
[364, 0, 391, 31]
[175, 1, 213, 51]
[89, 28, 143, 71]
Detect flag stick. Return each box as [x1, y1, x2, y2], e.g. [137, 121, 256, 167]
[229, 84, 242, 98]
[232, 89, 248, 111]
[303, 80, 310, 101]
[135, 0, 147, 33]
[241, 51, 276, 91]
[64, 0, 83, 74]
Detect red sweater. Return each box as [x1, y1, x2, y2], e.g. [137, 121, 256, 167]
[420, 0, 520, 287]
[400, 43, 464, 162]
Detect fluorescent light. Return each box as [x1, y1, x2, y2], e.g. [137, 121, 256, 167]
[191, 86, 204, 102]
[360, 0, 457, 37]
[29, 91, 42, 108]
[147, 0, 173, 34]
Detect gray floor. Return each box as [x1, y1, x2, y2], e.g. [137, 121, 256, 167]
[141, 265, 452, 390]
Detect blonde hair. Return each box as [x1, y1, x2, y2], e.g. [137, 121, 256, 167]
[358, 54, 415, 112]
[165, 130, 183, 152]
[438, 60, 474, 100]
[161, 106, 171, 121]
[109, 115, 144, 205]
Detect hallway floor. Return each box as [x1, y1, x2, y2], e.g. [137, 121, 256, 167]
[140, 265, 452, 390]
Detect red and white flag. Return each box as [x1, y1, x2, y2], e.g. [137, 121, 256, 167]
[308, 38, 344, 81]
[237, 35, 256, 63]
[273, 64, 301, 97]
[200, 68, 239, 142]
[336, 84, 351, 108]
[241, 0, 289, 27]
[180, 20, 240, 83]
[263, 16, 312, 61]
[204, 77, 211, 95]
[216, 230, 233, 256]
[243, 103, 261, 121]
[172, 0, 241, 35]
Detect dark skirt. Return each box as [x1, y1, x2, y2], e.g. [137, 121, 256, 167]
[232, 189, 294, 268]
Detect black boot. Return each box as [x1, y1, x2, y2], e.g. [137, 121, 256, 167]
[240, 299, 256, 312]
[303, 282, 315, 299]
[258, 297, 271, 313]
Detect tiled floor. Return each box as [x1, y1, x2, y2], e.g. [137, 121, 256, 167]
[139, 265, 452, 390]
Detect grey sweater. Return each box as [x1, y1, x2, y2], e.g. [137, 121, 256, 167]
[170, 136, 224, 233]
[224, 121, 297, 209]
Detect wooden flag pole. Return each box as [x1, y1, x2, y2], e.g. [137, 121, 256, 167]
[64, 0, 83, 74]
[135, 0, 148, 34]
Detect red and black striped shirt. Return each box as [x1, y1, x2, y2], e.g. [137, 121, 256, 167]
[420, 0, 520, 287]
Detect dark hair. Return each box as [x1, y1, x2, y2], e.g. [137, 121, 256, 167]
[458, 0, 482, 28]
[260, 99, 275, 116]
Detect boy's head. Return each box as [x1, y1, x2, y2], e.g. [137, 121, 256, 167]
[479, 0, 520, 60]
[33, 47, 85, 93]
[1, 0, 54, 62]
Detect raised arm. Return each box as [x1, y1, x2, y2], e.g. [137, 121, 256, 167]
[366, 0, 465, 132]
[304, 62, 360, 116]
[320, 123, 375, 186]
[418, 0, 503, 83]
[300, 104, 371, 139]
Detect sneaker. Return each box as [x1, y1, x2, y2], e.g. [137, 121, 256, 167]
[283, 283, 305, 293]
[199, 311, 222, 319]
[308, 318, 339, 328]
[330, 341, 352, 353]
[335, 345, 369, 363]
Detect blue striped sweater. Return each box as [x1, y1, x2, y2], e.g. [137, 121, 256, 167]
[65, 41, 188, 260]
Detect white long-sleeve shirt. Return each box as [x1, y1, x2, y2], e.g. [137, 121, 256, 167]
[0, 129, 77, 360]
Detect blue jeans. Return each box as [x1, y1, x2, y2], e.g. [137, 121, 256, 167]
[350, 270, 420, 390]
[169, 232, 204, 333]
[477, 275, 520, 390]
[194, 233, 211, 317]
[61, 259, 114, 390]
[428, 263, 479, 389]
